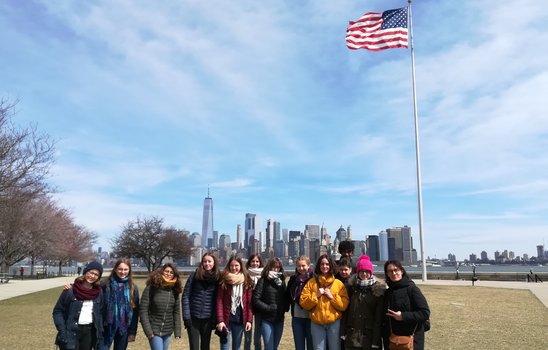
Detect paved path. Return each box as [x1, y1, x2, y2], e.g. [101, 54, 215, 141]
[1, 276, 547, 309]
[0, 276, 75, 301]
[414, 279, 548, 308]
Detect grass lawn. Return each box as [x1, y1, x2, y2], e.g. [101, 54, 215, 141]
[0, 278, 546, 349]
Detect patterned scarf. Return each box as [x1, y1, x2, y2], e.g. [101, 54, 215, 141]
[248, 267, 263, 287]
[357, 275, 377, 287]
[72, 279, 101, 300]
[105, 275, 133, 344]
[290, 268, 313, 302]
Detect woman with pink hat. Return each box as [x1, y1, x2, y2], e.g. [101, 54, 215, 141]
[342, 256, 386, 350]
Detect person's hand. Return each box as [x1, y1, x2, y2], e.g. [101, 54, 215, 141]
[324, 288, 333, 300]
[175, 336, 181, 339]
[386, 309, 403, 321]
[147, 334, 154, 340]
[217, 322, 226, 332]
[317, 287, 325, 297]
[63, 283, 72, 290]
[128, 335, 136, 342]
[184, 319, 192, 329]
[268, 304, 277, 312]
[245, 322, 252, 332]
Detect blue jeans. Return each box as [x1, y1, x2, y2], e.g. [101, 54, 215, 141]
[221, 321, 245, 350]
[292, 317, 313, 350]
[310, 320, 340, 350]
[98, 330, 129, 350]
[261, 319, 284, 350]
[244, 315, 262, 350]
[148, 335, 172, 350]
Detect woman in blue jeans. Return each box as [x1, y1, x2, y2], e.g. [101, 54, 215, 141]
[140, 264, 182, 350]
[244, 254, 264, 350]
[286, 256, 314, 350]
[252, 258, 289, 350]
[216, 256, 253, 350]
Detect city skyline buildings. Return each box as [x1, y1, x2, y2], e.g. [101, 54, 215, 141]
[200, 188, 214, 249]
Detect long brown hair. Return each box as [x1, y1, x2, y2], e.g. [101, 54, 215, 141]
[314, 254, 337, 276]
[261, 257, 285, 279]
[108, 258, 137, 308]
[220, 256, 253, 289]
[195, 253, 221, 281]
[146, 263, 183, 294]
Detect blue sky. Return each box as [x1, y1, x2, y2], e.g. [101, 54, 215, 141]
[1, 0, 547, 260]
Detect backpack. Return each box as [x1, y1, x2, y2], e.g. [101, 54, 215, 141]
[407, 285, 430, 332]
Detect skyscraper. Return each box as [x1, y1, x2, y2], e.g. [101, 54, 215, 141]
[236, 224, 242, 251]
[201, 188, 214, 248]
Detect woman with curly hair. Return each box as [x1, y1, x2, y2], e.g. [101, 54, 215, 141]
[183, 253, 221, 350]
[140, 263, 183, 350]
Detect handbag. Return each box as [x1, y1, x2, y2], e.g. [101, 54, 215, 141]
[388, 303, 417, 350]
[388, 333, 414, 350]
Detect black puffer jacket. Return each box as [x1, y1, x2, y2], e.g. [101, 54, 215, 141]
[383, 276, 430, 350]
[252, 277, 289, 323]
[182, 272, 217, 322]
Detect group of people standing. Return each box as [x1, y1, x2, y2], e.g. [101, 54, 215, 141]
[52, 247, 430, 350]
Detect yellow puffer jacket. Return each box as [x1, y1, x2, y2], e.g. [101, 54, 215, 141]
[299, 274, 349, 325]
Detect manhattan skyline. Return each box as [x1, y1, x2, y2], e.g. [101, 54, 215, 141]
[1, 1, 547, 259]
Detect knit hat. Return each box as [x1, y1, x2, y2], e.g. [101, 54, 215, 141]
[356, 255, 374, 274]
[83, 261, 103, 278]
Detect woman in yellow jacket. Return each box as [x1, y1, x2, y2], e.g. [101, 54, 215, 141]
[300, 254, 349, 350]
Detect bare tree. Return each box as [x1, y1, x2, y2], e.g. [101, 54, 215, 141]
[0, 98, 56, 273]
[46, 210, 97, 276]
[112, 216, 192, 271]
[0, 99, 55, 197]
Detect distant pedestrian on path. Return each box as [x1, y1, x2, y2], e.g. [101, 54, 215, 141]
[140, 263, 182, 350]
[53, 261, 104, 350]
[19, 266, 24, 279]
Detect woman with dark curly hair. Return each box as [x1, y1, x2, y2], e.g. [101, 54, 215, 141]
[140, 263, 183, 350]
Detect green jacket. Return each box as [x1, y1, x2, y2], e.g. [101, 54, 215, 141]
[140, 285, 182, 338]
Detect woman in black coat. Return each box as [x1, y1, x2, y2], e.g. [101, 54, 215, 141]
[382, 260, 430, 350]
[252, 258, 289, 350]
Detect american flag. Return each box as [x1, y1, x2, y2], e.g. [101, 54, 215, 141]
[346, 7, 408, 51]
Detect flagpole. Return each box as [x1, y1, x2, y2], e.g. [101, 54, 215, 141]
[408, 0, 427, 281]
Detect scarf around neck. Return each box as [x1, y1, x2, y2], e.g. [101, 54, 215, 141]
[162, 276, 176, 287]
[357, 275, 377, 287]
[268, 271, 283, 286]
[317, 274, 335, 288]
[225, 272, 245, 285]
[72, 279, 101, 301]
[105, 277, 133, 343]
[290, 269, 313, 301]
